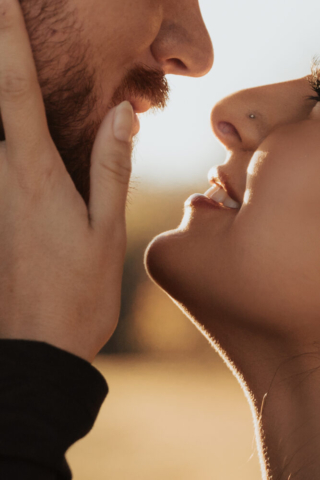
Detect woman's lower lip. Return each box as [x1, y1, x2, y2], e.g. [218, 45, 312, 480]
[184, 194, 224, 209]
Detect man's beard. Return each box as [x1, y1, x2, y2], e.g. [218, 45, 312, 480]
[0, 0, 170, 206]
[41, 63, 169, 207]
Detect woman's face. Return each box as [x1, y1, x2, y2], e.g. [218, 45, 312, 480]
[145, 70, 320, 341]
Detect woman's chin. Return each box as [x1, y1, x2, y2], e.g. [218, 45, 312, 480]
[145, 227, 202, 300]
[144, 227, 209, 309]
[144, 229, 181, 294]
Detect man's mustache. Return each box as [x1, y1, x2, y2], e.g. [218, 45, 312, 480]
[109, 64, 170, 112]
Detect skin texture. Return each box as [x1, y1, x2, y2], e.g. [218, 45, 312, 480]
[1, 0, 214, 205]
[145, 75, 320, 479]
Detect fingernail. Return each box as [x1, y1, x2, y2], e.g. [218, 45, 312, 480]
[113, 101, 134, 142]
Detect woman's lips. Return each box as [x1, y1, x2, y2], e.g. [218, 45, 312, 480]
[185, 184, 241, 211]
[204, 184, 241, 208]
[184, 193, 223, 209]
[207, 168, 242, 205]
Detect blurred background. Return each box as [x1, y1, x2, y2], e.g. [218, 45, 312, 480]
[67, 0, 320, 477]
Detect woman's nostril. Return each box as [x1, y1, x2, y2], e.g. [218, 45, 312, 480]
[217, 121, 242, 142]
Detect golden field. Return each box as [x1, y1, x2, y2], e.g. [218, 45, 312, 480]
[67, 353, 261, 480]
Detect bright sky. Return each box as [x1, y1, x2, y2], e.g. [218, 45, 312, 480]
[131, 0, 320, 190]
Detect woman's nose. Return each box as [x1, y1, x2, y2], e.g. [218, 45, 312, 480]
[210, 77, 316, 152]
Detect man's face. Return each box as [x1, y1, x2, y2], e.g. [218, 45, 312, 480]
[8, 0, 213, 205]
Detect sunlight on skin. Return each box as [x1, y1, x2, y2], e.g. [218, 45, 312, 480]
[247, 151, 268, 178]
[244, 150, 268, 205]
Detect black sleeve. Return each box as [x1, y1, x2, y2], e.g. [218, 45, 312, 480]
[0, 339, 109, 480]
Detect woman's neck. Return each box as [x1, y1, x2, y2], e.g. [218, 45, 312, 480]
[240, 346, 320, 480]
[200, 306, 320, 480]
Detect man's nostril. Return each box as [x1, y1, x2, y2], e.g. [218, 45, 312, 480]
[169, 58, 187, 71]
[217, 121, 241, 142]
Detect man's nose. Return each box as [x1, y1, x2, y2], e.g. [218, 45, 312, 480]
[151, 1, 214, 77]
[210, 77, 316, 152]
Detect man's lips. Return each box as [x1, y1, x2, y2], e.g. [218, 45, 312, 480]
[121, 97, 152, 137]
[127, 97, 152, 114]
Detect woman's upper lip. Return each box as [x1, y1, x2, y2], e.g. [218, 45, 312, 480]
[208, 171, 242, 205]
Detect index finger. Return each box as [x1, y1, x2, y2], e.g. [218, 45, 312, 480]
[0, 0, 51, 161]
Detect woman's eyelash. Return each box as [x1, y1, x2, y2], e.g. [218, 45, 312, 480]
[308, 57, 320, 102]
[308, 78, 320, 101]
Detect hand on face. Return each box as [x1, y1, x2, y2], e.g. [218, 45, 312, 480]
[0, 0, 214, 362]
[0, 0, 139, 363]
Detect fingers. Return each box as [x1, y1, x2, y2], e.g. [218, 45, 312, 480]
[0, 0, 51, 161]
[89, 101, 138, 235]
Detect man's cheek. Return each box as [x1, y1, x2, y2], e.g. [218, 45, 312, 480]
[81, 0, 162, 58]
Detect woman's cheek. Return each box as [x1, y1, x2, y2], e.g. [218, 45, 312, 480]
[231, 125, 320, 321]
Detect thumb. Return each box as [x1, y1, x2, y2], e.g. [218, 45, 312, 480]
[89, 101, 138, 233]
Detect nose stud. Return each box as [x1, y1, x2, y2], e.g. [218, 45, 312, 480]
[249, 114, 256, 119]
